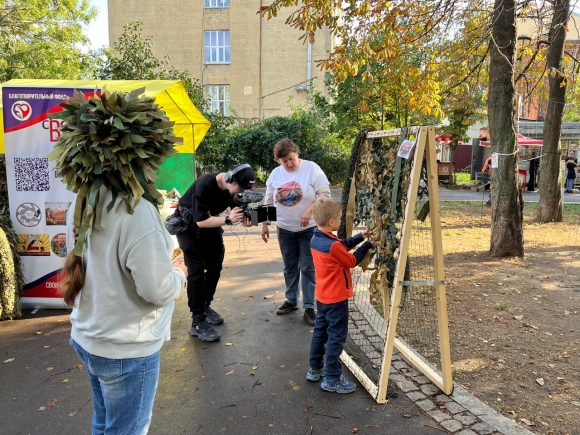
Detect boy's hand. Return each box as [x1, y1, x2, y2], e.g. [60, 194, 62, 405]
[362, 230, 373, 239]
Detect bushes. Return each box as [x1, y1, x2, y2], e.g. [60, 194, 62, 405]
[196, 111, 350, 185]
[0, 155, 23, 320]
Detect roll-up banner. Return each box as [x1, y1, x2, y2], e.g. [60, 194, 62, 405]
[2, 86, 97, 308]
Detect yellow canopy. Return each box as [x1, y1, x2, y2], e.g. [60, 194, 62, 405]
[0, 79, 211, 154]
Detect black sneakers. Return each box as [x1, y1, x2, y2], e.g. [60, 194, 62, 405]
[189, 315, 220, 342]
[304, 308, 316, 325]
[205, 305, 224, 325]
[276, 301, 298, 315]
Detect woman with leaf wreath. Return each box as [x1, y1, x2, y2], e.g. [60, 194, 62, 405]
[49, 88, 188, 435]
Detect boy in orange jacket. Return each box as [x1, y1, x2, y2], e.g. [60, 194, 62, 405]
[307, 198, 374, 393]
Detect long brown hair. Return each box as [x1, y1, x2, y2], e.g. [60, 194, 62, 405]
[59, 251, 85, 306]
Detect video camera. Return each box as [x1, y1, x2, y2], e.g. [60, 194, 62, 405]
[234, 190, 276, 226]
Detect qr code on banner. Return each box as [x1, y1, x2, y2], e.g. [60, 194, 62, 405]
[14, 158, 50, 191]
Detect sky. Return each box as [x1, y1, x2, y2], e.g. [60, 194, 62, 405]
[84, 0, 109, 49]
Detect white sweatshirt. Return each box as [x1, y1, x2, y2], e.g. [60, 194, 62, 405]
[66, 191, 186, 359]
[265, 159, 330, 232]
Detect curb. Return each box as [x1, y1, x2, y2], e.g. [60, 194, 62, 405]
[390, 353, 535, 435]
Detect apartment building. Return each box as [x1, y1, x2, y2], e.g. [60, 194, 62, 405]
[108, 0, 334, 121]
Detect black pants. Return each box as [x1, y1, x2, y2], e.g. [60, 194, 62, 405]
[177, 229, 225, 316]
[528, 169, 536, 191]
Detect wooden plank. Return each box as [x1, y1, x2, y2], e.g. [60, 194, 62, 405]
[367, 126, 421, 138]
[340, 350, 381, 402]
[424, 126, 453, 394]
[394, 338, 445, 390]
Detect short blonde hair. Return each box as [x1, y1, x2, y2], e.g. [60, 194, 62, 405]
[312, 198, 342, 226]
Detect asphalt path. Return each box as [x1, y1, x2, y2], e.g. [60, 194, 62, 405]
[0, 227, 444, 435]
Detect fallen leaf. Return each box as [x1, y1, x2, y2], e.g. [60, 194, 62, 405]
[280, 365, 285, 368]
[268, 424, 274, 427]
[536, 378, 544, 386]
[263, 294, 274, 299]
[62, 379, 69, 383]
[513, 315, 523, 320]
[571, 401, 580, 407]
[36, 331, 43, 335]
[252, 365, 258, 370]
[521, 418, 535, 426]
[47, 398, 58, 407]
[3, 358, 15, 364]
[47, 367, 54, 371]
[38, 407, 46, 411]
[289, 380, 300, 390]
[181, 348, 186, 352]
[364, 424, 383, 428]
[351, 429, 359, 434]
[175, 368, 185, 373]
[226, 343, 233, 346]
[226, 370, 235, 376]
[403, 412, 412, 418]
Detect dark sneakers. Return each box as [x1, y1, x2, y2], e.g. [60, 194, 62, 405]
[276, 301, 298, 315]
[189, 315, 220, 342]
[205, 305, 224, 325]
[306, 367, 325, 382]
[304, 308, 316, 325]
[321, 375, 356, 394]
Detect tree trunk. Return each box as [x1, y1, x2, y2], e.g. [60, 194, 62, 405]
[487, 0, 524, 257]
[537, 0, 569, 222]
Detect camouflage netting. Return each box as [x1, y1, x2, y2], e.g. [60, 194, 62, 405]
[0, 155, 23, 320]
[341, 130, 420, 315]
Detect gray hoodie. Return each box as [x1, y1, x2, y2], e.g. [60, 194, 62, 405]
[66, 190, 186, 359]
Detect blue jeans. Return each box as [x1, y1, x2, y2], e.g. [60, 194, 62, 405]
[277, 226, 316, 309]
[70, 339, 160, 435]
[309, 300, 349, 380]
[566, 178, 575, 191]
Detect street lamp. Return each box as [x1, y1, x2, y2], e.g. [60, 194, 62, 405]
[516, 34, 532, 62]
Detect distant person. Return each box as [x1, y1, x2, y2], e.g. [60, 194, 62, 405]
[306, 198, 374, 393]
[261, 138, 330, 325]
[482, 155, 493, 206]
[527, 151, 539, 192]
[565, 151, 577, 193]
[177, 164, 256, 342]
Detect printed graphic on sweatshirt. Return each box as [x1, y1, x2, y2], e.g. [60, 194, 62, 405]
[276, 181, 303, 207]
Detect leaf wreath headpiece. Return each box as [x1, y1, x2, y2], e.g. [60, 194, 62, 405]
[48, 87, 182, 256]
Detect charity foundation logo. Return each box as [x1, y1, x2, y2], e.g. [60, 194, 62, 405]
[16, 202, 42, 227]
[11, 100, 32, 121]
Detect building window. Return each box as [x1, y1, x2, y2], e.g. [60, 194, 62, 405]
[204, 0, 230, 7]
[204, 85, 230, 116]
[205, 31, 230, 64]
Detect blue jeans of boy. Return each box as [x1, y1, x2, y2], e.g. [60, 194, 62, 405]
[309, 300, 349, 380]
[70, 339, 160, 435]
[566, 178, 575, 191]
[277, 226, 316, 309]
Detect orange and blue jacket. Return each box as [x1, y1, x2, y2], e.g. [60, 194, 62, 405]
[310, 229, 373, 304]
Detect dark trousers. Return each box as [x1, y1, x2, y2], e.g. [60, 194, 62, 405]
[528, 169, 537, 191]
[309, 300, 349, 381]
[177, 229, 225, 316]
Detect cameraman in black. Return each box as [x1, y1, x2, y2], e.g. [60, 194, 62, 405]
[177, 164, 256, 342]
